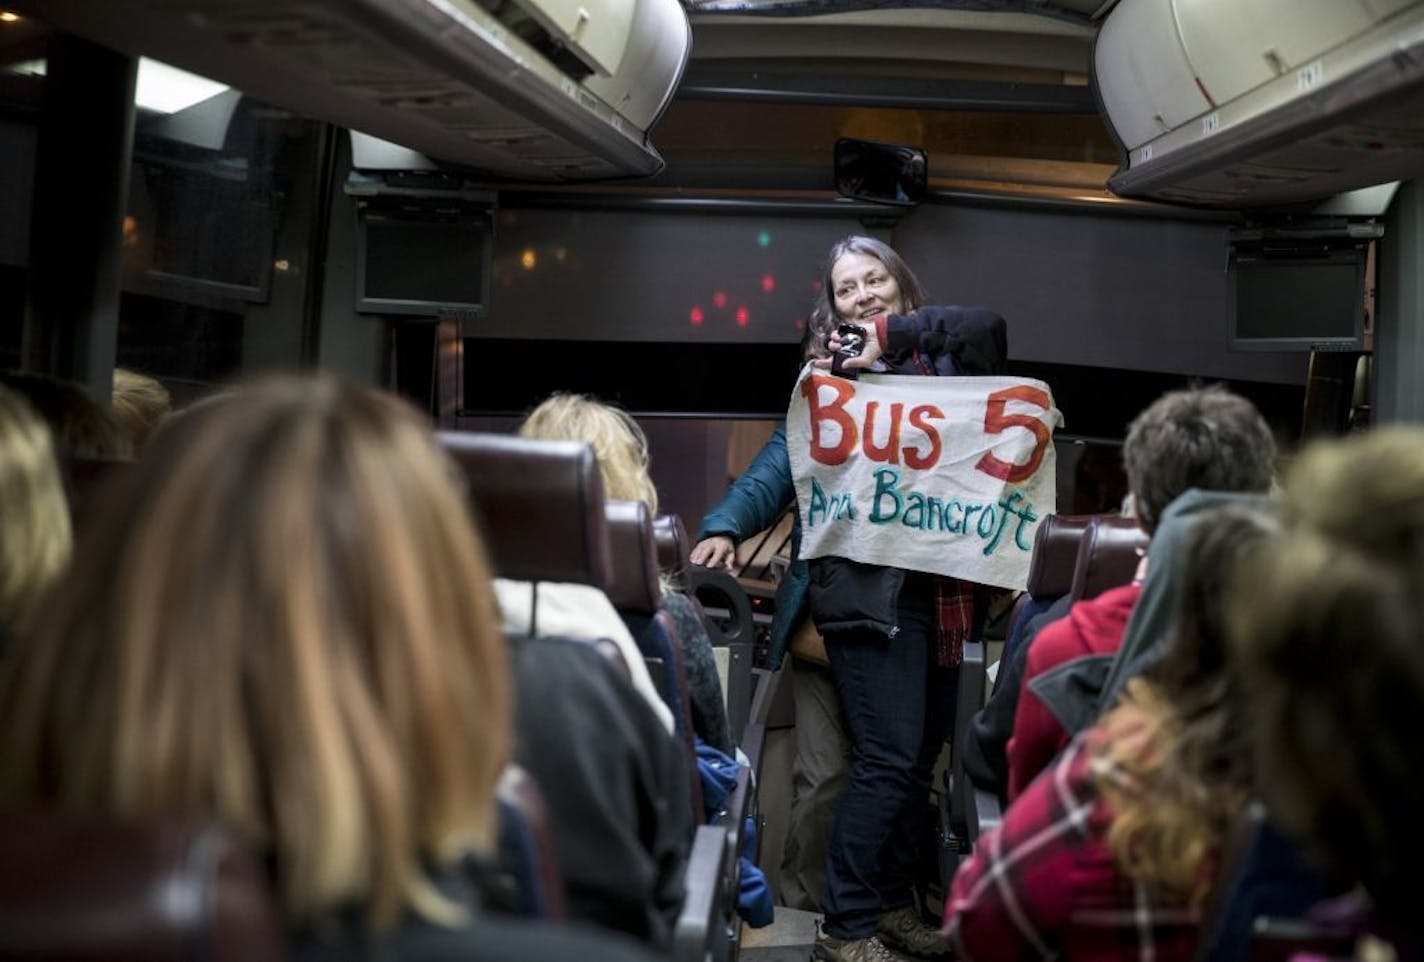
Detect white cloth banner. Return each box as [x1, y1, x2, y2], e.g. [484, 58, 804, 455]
[787, 364, 1063, 591]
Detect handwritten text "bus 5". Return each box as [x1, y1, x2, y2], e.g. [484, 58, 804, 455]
[798, 374, 1052, 482]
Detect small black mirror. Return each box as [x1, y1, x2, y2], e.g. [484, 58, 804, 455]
[834, 138, 927, 207]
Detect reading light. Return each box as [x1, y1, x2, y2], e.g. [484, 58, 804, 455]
[135, 59, 228, 114]
[4, 56, 229, 114]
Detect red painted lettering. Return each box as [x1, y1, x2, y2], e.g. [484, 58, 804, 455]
[903, 404, 944, 469]
[801, 374, 858, 466]
[862, 402, 903, 465]
[975, 385, 1053, 483]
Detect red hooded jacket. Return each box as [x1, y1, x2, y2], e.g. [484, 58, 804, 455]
[1006, 582, 1142, 800]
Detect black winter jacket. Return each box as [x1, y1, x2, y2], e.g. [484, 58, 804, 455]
[807, 305, 1008, 638]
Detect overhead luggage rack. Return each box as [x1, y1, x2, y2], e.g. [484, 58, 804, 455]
[11, 0, 690, 182]
[1094, 0, 1424, 207]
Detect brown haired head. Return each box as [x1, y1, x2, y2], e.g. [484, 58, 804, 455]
[0, 371, 129, 460]
[1122, 384, 1276, 533]
[0, 374, 510, 931]
[1228, 427, 1424, 931]
[1101, 504, 1279, 905]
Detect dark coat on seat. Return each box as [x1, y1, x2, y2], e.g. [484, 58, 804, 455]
[509, 635, 691, 950]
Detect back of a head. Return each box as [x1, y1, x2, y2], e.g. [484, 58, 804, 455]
[1104, 504, 1278, 904]
[111, 369, 172, 454]
[0, 385, 72, 630]
[519, 392, 659, 514]
[0, 371, 129, 460]
[1229, 427, 1424, 934]
[0, 374, 510, 932]
[1122, 385, 1275, 533]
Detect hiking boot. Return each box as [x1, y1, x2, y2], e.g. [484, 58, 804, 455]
[876, 906, 950, 959]
[812, 934, 913, 962]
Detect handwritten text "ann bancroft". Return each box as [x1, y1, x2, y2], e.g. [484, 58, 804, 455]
[807, 471, 1039, 557]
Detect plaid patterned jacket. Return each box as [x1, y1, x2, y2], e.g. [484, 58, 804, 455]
[944, 725, 1203, 962]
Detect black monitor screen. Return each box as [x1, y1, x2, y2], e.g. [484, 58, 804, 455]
[124, 167, 277, 302]
[1230, 251, 1364, 351]
[359, 214, 490, 315]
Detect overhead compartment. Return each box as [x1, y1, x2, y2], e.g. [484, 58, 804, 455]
[1094, 0, 1424, 207]
[9, 0, 690, 181]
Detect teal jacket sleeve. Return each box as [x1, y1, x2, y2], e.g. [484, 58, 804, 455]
[695, 422, 794, 544]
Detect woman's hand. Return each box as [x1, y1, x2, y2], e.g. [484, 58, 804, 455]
[814, 318, 886, 372]
[690, 535, 737, 571]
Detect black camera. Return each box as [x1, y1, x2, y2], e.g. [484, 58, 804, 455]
[834, 323, 866, 357]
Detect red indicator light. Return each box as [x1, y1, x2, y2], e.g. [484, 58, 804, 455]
[761, 274, 775, 293]
[735, 306, 749, 326]
[794, 317, 806, 330]
[690, 306, 704, 326]
[713, 291, 727, 309]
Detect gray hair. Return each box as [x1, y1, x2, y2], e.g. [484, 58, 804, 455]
[806, 235, 928, 355]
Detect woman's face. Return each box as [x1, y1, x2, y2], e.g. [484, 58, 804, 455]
[831, 251, 904, 322]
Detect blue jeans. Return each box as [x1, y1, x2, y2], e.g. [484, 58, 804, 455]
[820, 584, 958, 939]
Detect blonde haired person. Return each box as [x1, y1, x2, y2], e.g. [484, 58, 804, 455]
[520, 392, 659, 511]
[0, 384, 71, 639]
[945, 506, 1276, 962]
[481, 391, 673, 735]
[0, 375, 659, 962]
[1229, 428, 1424, 958]
[111, 368, 171, 453]
[519, 391, 733, 753]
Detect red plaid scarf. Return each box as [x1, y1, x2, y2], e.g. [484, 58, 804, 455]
[933, 576, 974, 668]
[911, 347, 975, 668]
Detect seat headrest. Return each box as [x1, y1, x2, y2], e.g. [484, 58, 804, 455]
[1070, 515, 1150, 602]
[438, 431, 612, 587]
[652, 514, 692, 593]
[0, 812, 284, 962]
[1025, 513, 1094, 598]
[604, 499, 662, 614]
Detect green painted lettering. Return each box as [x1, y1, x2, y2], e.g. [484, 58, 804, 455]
[902, 492, 926, 530]
[808, 477, 828, 528]
[870, 468, 903, 524]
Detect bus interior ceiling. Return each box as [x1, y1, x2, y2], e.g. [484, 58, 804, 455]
[0, 0, 1422, 537]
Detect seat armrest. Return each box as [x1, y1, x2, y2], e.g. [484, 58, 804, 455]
[948, 641, 987, 837]
[673, 824, 733, 962]
[740, 719, 766, 780]
[714, 766, 753, 853]
[1249, 917, 1358, 962]
[970, 786, 1002, 838]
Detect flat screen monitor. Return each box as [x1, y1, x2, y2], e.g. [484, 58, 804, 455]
[124, 165, 276, 304]
[1229, 246, 1366, 352]
[356, 211, 492, 316]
